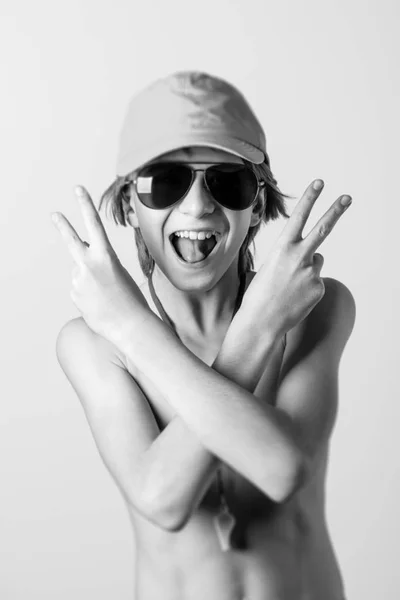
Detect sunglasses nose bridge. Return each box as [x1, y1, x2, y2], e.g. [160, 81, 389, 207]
[191, 167, 211, 194]
[177, 168, 216, 215]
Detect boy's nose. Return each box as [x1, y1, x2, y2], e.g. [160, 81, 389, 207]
[177, 171, 216, 218]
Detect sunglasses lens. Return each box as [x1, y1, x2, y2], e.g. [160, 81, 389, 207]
[136, 164, 192, 209]
[206, 164, 258, 210]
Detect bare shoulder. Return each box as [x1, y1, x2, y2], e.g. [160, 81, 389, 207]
[56, 317, 93, 361]
[56, 316, 93, 344]
[322, 275, 356, 306]
[56, 317, 127, 369]
[319, 276, 356, 338]
[286, 276, 356, 362]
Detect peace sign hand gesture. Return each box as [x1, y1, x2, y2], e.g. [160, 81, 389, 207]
[241, 180, 352, 338]
[52, 186, 150, 346]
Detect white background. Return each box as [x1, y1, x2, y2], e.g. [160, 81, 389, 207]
[1, 0, 398, 598]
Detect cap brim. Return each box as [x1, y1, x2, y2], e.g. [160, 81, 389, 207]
[116, 133, 265, 176]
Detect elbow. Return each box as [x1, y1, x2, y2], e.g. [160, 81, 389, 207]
[160, 514, 188, 532]
[138, 488, 189, 532]
[149, 505, 188, 532]
[268, 452, 308, 504]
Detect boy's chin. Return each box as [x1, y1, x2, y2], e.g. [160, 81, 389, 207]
[155, 255, 239, 293]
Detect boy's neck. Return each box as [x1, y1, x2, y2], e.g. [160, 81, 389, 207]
[149, 261, 244, 341]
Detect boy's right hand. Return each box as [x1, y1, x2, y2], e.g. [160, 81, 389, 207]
[241, 179, 352, 338]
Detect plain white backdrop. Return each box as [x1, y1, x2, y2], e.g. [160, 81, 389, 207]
[1, 0, 398, 598]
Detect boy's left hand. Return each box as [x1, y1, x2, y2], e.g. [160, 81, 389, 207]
[52, 185, 150, 346]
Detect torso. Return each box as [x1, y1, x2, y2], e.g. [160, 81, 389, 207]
[114, 271, 347, 600]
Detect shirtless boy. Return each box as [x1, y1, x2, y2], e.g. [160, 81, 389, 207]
[53, 71, 356, 600]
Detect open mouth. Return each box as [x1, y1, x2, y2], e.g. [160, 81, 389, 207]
[169, 231, 221, 264]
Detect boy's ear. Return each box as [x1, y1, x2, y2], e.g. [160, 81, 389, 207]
[125, 207, 139, 228]
[249, 191, 266, 227]
[121, 183, 139, 228]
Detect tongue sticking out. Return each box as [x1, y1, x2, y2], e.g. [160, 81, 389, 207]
[173, 236, 217, 263]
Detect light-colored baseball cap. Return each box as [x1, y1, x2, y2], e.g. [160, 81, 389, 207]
[116, 70, 267, 176]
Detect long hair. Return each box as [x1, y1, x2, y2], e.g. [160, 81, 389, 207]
[98, 155, 292, 277]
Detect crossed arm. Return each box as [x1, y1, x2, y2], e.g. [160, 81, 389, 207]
[57, 276, 355, 531]
[120, 277, 355, 517]
[123, 305, 288, 529]
[56, 297, 286, 530]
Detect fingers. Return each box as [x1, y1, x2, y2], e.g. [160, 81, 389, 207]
[282, 180, 325, 243]
[303, 194, 352, 253]
[75, 186, 110, 250]
[52, 212, 87, 264]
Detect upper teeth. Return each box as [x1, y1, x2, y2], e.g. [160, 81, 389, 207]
[173, 230, 217, 240]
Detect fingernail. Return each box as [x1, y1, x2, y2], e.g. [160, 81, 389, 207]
[51, 212, 59, 223]
[313, 180, 324, 191]
[341, 195, 352, 207]
[75, 185, 84, 197]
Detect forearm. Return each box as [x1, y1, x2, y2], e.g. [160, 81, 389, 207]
[123, 310, 300, 503]
[137, 414, 218, 529]
[137, 320, 274, 529]
[212, 306, 281, 391]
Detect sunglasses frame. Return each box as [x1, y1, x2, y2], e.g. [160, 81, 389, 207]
[127, 162, 266, 211]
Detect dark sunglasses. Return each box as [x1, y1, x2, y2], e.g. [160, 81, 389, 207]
[126, 162, 265, 211]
